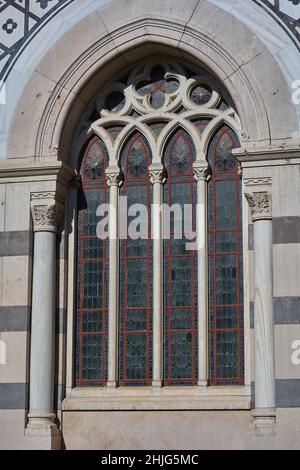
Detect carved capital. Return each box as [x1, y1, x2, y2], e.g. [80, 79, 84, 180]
[245, 191, 272, 222]
[105, 167, 123, 187]
[193, 162, 211, 182]
[31, 192, 64, 233]
[149, 164, 167, 185]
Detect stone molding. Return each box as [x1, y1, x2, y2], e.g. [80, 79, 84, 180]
[0, 0, 298, 84]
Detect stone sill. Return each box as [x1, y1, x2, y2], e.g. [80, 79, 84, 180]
[63, 386, 251, 411]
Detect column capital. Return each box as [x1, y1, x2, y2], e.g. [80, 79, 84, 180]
[31, 192, 64, 233]
[244, 177, 272, 222]
[193, 161, 211, 182]
[244, 191, 272, 222]
[105, 166, 123, 187]
[149, 163, 167, 185]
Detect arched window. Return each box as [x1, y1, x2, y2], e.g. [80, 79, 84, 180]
[163, 129, 197, 385]
[119, 132, 152, 386]
[208, 126, 243, 385]
[74, 57, 244, 389]
[75, 137, 109, 386]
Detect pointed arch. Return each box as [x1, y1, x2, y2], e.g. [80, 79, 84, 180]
[206, 124, 244, 385]
[158, 119, 202, 162]
[115, 121, 157, 165]
[162, 126, 198, 385]
[200, 113, 241, 161]
[119, 130, 153, 386]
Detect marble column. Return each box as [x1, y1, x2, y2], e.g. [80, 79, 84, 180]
[27, 192, 64, 436]
[106, 166, 123, 388]
[193, 161, 211, 387]
[245, 185, 276, 434]
[149, 164, 166, 388]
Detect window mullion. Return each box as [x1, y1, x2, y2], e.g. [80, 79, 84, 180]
[193, 161, 211, 386]
[106, 165, 123, 388]
[149, 163, 166, 387]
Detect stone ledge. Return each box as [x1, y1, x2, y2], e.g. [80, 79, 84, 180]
[63, 386, 251, 411]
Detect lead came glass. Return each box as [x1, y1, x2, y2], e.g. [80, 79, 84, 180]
[208, 126, 244, 385]
[74, 60, 245, 389]
[163, 129, 198, 385]
[119, 132, 152, 385]
[75, 137, 109, 386]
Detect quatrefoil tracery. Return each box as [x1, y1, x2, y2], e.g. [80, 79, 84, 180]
[88, 58, 241, 166]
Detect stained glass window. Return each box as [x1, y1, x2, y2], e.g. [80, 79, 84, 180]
[74, 59, 245, 389]
[208, 126, 244, 385]
[75, 136, 109, 386]
[163, 129, 198, 385]
[119, 132, 152, 385]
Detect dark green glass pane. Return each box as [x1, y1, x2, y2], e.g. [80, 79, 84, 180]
[83, 237, 104, 259]
[209, 307, 239, 330]
[170, 257, 192, 307]
[126, 309, 147, 331]
[125, 333, 147, 380]
[126, 259, 147, 308]
[215, 181, 236, 230]
[82, 311, 104, 333]
[213, 231, 237, 253]
[170, 331, 193, 379]
[170, 308, 192, 330]
[83, 261, 103, 309]
[81, 334, 103, 380]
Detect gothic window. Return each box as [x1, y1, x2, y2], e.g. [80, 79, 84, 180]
[119, 132, 152, 386]
[75, 137, 109, 386]
[163, 129, 197, 385]
[208, 126, 244, 385]
[74, 57, 244, 388]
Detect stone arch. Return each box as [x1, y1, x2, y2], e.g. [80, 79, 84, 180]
[2, 0, 299, 163]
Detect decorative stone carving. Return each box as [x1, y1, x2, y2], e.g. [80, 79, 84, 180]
[105, 167, 123, 187]
[244, 191, 272, 222]
[149, 165, 167, 185]
[193, 162, 211, 182]
[31, 192, 64, 232]
[244, 177, 272, 186]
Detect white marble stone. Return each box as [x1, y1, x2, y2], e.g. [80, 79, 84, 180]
[254, 220, 275, 410]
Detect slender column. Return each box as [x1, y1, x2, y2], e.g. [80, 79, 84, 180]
[27, 192, 63, 434]
[245, 185, 276, 434]
[106, 166, 123, 388]
[193, 162, 211, 387]
[149, 164, 166, 388]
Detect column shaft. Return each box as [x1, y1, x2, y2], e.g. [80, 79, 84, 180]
[245, 186, 276, 434]
[27, 192, 63, 434]
[254, 220, 275, 409]
[193, 162, 210, 386]
[106, 167, 122, 388]
[29, 231, 56, 414]
[196, 178, 209, 386]
[152, 181, 163, 387]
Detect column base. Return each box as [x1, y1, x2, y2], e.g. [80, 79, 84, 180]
[250, 408, 276, 436]
[197, 380, 208, 387]
[106, 381, 118, 388]
[25, 412, 61, 450]
[151, 380, 162, 388]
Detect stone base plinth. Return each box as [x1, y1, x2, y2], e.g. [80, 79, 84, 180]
[250, 408, 276, 436]
[25, 411, 61, 450]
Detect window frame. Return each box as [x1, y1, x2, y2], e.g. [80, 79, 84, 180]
[64, 57, 251, 410]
